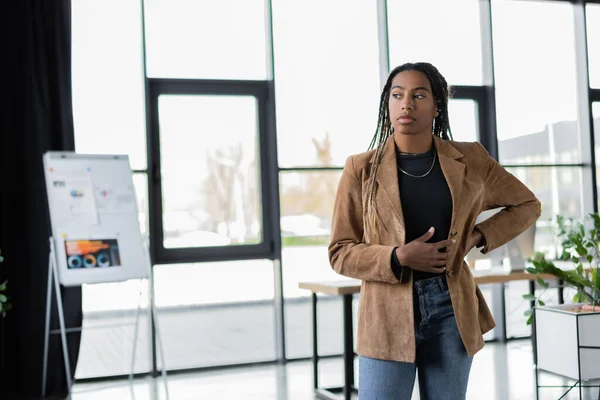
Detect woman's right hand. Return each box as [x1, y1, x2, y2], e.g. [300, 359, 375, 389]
[395, 227, 455, 273]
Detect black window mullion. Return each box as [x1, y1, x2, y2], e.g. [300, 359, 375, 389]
[451, 85, 498, 159]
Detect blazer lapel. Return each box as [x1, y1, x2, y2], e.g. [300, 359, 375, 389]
[370, 137, 405, 232]
[434, 136, 465, 232]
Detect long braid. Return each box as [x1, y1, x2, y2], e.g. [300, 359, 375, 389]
[364, 62, 453, 232]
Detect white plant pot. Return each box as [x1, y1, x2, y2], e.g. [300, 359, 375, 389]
[535, 304, 600, 380]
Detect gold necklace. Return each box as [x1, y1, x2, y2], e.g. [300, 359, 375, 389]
[397, 149, 437, 178]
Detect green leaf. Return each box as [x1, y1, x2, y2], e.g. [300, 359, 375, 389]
[0, 294, 6, 302]
[538, 300, 546, 306]
[588, 255, 594, 264]
[525, 267, 538, 275]
[536, 276, 549, 289]
[573, 292, 584, 303]
[0, 281, 6, 291]
[0, 255, 4, 263]
[526, 315, 534, 325]
[577, 263, 584, 275]
[524, 309, 533, 316]
[523, 294, 536, 301]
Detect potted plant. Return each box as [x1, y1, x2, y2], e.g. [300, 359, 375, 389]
[525, 213, 600, 381]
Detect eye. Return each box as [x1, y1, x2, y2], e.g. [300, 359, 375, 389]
[392, 93, 402, 99]
[414, 93, 426, 99]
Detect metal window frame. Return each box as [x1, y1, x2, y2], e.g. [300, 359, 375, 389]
[146, 78, 278, 265]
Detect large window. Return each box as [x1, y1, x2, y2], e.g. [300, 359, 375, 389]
[272, 0, 381, 169]
[492, 0, 580, 165]
[491, 0, 586, 269]
[144, 0, 268, 80]
[272, 0, 380, 358]
[157, 95, 262, 248]
[587, 5, 600, 89]
[387, 0, 485, 86]
[72, 0, 147, 170]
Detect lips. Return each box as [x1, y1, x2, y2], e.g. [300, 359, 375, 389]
[397, 115, 415, 123]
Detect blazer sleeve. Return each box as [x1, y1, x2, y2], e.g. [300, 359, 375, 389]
[327, 156, 401, 283]
[473, 142, 542, 254]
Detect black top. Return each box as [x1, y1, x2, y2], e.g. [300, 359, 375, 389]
[391, 147, 453, 282]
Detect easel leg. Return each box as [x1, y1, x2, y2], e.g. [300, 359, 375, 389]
[130, 279, 144, 383]
[51, 239, 73, 395]
[150, 282, 169, 399]
[143, 240, 169, 399]
[42, 244, 54, 397]
[148, 262, 169, 400]
[152, 306, 168, 398]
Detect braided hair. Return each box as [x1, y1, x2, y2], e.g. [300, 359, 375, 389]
[365, 62, 453, 233]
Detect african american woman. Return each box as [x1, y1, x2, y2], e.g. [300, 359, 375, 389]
[328, 62, 541, 400]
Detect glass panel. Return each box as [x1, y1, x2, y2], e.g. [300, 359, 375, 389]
[492, 0, 580, 164]
[76, 280, 151, 378]
[280, 170, 349, 358]
[272, 0, 380, 168]
[587, 5, 600, 88]
[144, 0, 268, 80]
[158, 95, 261, 248]
[280, 170, 342, 294]
[387, 0, 484, 86]
[504, 166, 583, 260]
[448, 100, 479, 142]
[153, 260, 275, 369]
[71, 0, 147, 170]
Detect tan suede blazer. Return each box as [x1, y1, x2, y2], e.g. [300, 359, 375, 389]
[328, 135, 541, 362]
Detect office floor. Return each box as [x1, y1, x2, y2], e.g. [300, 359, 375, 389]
[71, 340, 600, 400]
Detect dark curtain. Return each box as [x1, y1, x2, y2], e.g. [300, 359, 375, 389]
[0, 0, 82, 397]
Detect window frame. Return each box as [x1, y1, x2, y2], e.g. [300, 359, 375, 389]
[146, 78, 279, 264]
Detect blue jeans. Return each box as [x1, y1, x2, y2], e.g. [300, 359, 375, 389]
[358, 275, 473, 400]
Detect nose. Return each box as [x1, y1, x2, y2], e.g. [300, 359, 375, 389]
[401, 97, 414, 111]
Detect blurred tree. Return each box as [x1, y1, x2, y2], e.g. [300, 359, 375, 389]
[280, 132, 339, 225]
[204, 144, 242, 235]
[202, 143, 259, 242]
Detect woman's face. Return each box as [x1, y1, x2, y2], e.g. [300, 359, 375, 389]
[388, 70, 438, 136]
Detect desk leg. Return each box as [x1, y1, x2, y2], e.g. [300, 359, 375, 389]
[312, 293, 319, 390]
[558, 279, 564, 304]
[342, 294, 354, 400]
[491, 282, 507, 342]
[529, 280, 537, 366]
